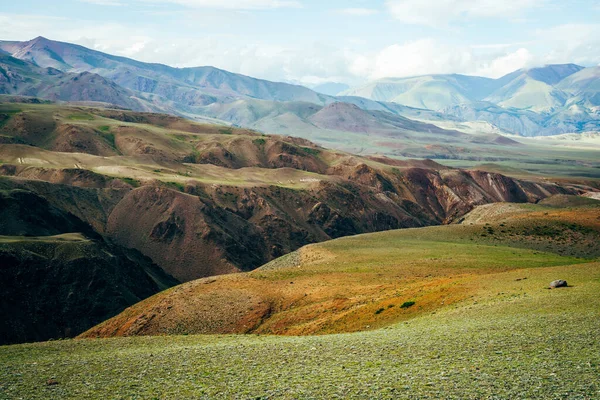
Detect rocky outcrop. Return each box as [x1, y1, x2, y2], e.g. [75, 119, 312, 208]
[0, 187, 178, 345]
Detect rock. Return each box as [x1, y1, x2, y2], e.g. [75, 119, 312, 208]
[46, 379, 59, 386]
[550, 280, 568, 289]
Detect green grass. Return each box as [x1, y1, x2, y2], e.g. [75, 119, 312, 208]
[302, 146, 321, 156]
[100, 132, 116, 148]
[0, 108, 22, 129]
[97, 125, 110, 132]
[166, 181, 185, 192]
[1, 262, 598, 399]
[119, 177, 140, 188]
[66, 113, 94, 121]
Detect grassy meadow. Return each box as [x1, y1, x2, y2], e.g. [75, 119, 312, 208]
[1, 261, 598, 399]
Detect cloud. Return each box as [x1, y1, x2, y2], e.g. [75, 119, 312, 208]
[535, 24, 600, 66]
[338, 8, 379, 16]
[385, 0, 544, 26]
[351, 39, 473, 79]
[138, 0, 301, 9]
[78, 0, 124, 5]
[475, 48, 535, 78]
[349, 40, 540, 80]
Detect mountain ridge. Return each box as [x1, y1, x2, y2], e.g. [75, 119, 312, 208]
[1, 37, 599, 142]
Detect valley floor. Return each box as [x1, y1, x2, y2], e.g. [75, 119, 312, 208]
[1, 261, 599, 399]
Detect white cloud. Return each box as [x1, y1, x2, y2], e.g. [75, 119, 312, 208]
[535, 24, 600, 66]
[138, 0, 301, 9]
[385, 0, 543, 26]
[338, 8, 379, 16]
[475, 48, 535, 78]
[348, 40, 542, 80]
[352, 39, 473, 79]
[79, 0, 124, 6]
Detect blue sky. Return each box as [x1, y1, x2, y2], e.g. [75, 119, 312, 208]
[1, 0, 599, 86]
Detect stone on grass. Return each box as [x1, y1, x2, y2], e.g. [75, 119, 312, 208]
[549, 280, 568, 289]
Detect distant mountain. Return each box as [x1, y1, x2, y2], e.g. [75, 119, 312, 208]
[0, 53, 151, 110]
[343, 65, 586, 112]
[1, 37, 598, 140]
[341, 74, 500, 110]
[557, 66, 600, 108]
[0, 37, 332, 107]
[484, 74, 569, 112]
[307, 102, 464, 138]
[483, 65, 585, 112]
[342, 64, 600, 136]
[523, 64, 585, 85]
[312, 82, 350, 96]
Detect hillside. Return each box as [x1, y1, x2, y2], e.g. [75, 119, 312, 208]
[0, 186, 178, 345]
[83, 196, 600, 338]
[0, 195, 596, 397]
[1, 102, 587, 285]
[484, 75, 568, 112]
[3, 259, 598, 398]
[558, 66, 600, 107]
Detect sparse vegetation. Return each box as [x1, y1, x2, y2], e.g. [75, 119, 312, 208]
[166, 181, 185, 192]
[302, 146, 321, 156]
[2, 261, 599, 399]
[101, 132, 116, 148]
[67, 112, 94, 121]
[400, 301, 416, 309]
[120, 177, 140, 187]
[252, 138, 266, 146]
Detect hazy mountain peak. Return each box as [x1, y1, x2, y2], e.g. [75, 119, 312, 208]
[524, 64, 585, 85]
[27, 36, 51, 45]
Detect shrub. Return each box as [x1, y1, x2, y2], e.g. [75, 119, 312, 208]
[302, 147, 321, 156]
[400, 301, 415, 309]
[374, 308, 385, 315]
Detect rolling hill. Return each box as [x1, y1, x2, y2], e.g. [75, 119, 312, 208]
[0, 196, 598, 398]
[0, 53, 151, 111]
[1, 101, 596, 345]
[83, 196, 600, 338]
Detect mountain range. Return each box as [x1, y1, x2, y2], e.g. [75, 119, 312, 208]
[1, 37, 599, 144]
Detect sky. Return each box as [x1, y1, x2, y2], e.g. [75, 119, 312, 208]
[1, 0, 599, 87]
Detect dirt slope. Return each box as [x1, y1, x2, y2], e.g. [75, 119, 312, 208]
[81, 199, 600, 338]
